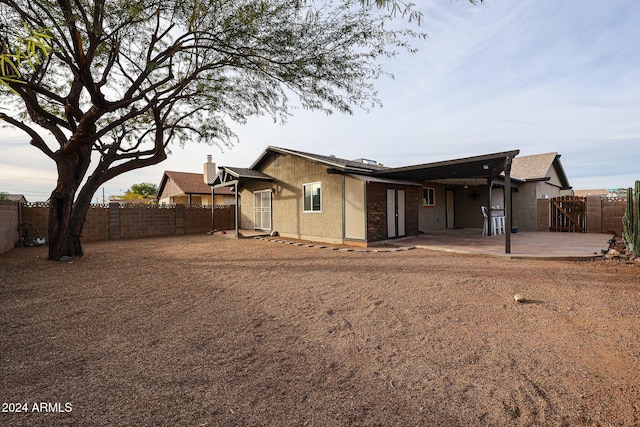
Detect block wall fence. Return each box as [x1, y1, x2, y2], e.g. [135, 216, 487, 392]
[0, 202, 235, 255]
[0, 201, 21, 254]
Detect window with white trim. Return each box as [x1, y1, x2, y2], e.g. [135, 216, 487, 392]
[422, 187, 435, 207]
[303, 182, 322, 212]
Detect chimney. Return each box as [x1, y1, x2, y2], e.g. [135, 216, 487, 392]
[203, 155, 216, 184]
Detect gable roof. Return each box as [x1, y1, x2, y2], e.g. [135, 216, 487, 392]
[6, 194, 28, 203]
[210, 166, 275, 188]
[158, 171, 234, 196]
[510, 152, 571, 189]
[252, 146, 387, 174]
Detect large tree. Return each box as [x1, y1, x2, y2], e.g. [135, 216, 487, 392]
[0, 0, 473, 260]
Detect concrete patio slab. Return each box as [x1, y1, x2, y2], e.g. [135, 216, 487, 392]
[395, 229, 612, 260]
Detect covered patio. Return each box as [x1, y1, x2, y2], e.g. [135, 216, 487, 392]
[397, 229, 611, 260]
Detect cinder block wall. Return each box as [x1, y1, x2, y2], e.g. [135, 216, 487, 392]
[21, 204, 49, 238]
[600, 199, 626, 235]
[0, 201, 20, 254]
[2, 204, 235, 255]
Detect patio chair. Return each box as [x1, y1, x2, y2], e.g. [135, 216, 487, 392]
[490, 209, 506, 235]
[481, 206, 489, 235]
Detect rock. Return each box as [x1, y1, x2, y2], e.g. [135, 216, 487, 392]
[514, 294, 525, 303]
[58, 255, 72, 262]
[605, 249, 621, 259]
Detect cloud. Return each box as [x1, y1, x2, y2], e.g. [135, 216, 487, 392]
[1, 0, 639, 195]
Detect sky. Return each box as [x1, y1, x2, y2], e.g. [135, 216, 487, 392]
[1, 0, 639, 202]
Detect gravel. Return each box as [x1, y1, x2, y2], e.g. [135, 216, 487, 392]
[1, 234, 639, 426]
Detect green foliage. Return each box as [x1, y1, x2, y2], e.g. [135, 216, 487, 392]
[128, 182, 158, 198]
[109, 182, 158, 200]
[0, 23, 52, 92]
[622, 180, 640, 257]
[0, 0, 479, 257]
[0, 191, 9, 200]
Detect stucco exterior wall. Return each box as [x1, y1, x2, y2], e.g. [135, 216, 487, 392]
[513, 184, 538, 231]
[456, 186, 492, 229]
[418, 183, 448, 231]
[241, 153, 345, 244]
[546, 165, 563, 188]
[344, 176, 366, 241]
[510, 181, 566, 232]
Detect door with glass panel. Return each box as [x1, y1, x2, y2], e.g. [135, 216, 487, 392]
[253, 190, 272, 231]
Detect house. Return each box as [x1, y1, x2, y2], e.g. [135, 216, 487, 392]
[6, 194, 28, 203]
[574, 188, 627, 199]
[157, 156, 235, 206]
[109, 197, 155, 205]
[210, 146, 522, 246]
[509, 152, 573, 231]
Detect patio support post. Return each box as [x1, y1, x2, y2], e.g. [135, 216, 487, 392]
[504, 156, 513, 254]
[211, 185, 216, 234]
[487, 180, 493, 236]
[235, 183, 239, 238]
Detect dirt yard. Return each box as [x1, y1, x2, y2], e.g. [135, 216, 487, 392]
[1, 235, 639, 426]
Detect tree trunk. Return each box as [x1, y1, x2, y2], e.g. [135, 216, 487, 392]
[47, 144, 93, 260]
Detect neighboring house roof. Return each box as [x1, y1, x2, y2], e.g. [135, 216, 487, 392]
[510, 152, 571, 189]
[574, 188, 627, 198]
[573, 189, 608, 197]
[6, 194, 28, 203]
[110, 198, 154, 205]
[158, 171, 234, 197]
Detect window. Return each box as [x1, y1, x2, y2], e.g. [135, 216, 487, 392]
[422, 187, 435, 207]
[303, 182, 322, 212]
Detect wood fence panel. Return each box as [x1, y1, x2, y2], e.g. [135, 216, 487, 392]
[549, 196, 586, 232]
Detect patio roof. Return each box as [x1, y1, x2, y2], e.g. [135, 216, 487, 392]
[210, 166, 274, 188]
[372, 150, 521, 182]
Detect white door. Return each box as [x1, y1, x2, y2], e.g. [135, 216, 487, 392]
[387, 189, 396, 238]
[397, 189, 406, 236]
[387, 189, 406, 238]
[253, 190, 272, 230]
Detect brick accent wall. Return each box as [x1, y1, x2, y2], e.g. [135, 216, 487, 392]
[366, 183, 419, 242]
[366, 184, 387, 242]
[0, 203, 235, 254]
[0, 201, 20, 254]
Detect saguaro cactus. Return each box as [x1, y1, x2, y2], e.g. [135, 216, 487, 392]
[622, 180, 640, 257]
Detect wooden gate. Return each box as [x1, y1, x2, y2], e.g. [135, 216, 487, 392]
[549, 196, 586, 232]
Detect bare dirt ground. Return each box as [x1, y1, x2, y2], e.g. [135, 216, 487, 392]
[1, 234, 640, 426]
